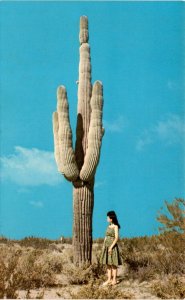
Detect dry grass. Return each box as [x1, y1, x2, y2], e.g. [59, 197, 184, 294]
[150, 274, 185, 299]
[121, 231, 185, 279]
[0, 232, 184, 299]
[63, 262, 106, 285]
[0, 245, 57, 298]
[68, 278, 134, 299]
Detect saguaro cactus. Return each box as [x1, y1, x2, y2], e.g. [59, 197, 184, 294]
[52, 16, 104, 266]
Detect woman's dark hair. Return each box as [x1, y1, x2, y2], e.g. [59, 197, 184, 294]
[107, 210, 121, 229]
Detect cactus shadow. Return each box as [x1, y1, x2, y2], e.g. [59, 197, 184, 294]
[75, 113, 84, 169]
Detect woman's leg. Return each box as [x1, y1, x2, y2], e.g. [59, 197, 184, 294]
[107, 264, 112, 282]
[102, 264, 112, 285]
[111, 265, 118, 284]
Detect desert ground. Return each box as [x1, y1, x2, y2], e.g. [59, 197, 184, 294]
[0, 232, 184, 299]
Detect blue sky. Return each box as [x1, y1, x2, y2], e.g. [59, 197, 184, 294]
[1, 1, 184, 240]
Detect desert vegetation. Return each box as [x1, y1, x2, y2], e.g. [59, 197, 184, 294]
[0, 198, 184, 299]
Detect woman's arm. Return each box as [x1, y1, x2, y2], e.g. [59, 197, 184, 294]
[109, 225, 119, 249]
[103, 236, 107, 246]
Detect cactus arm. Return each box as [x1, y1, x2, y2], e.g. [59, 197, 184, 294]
[52, 111, 65, 175]
[54, 85, 79, 182]
[80, 81, 104, 181]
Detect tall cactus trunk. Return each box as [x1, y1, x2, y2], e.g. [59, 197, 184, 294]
[73, 184, 94, 266]
[52, 16, 104, 267]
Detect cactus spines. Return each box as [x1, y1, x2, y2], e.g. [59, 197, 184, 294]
[52, 16, 104, 266]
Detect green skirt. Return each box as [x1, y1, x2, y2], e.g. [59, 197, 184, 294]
[99, 238, 123, 266]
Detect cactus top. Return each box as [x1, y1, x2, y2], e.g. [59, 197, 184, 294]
[79, 16, 89, 44]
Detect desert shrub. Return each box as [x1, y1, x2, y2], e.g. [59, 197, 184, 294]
[93, 237, 104, 244]
[88, 262, 107, 279]
[0, 246, 57, 299]
[153, 231, 185, 275]
[151, 274, 185, 299]
[0, 260, 6, 298]
[133, 265, 156, 283]
[121, 235, 160, 254]
[61, 237, 72, 244]
[123, 235, 149, 250]
[69, 278, 134, 299]
[0, 251, 20, 299]
[18, 236, 59, 249]
[48, 243, 65, 252]
[157, 230, 184, 251]
[0, 235, 9, 244]
[151, 247, 185, 275]
[119, 230, 185, 283]
[156, 197, 185, 235]
[63, 262, 106, 285]
[0, 235, 61, 249]
[47, 255, 63, 273]
[59, 246, 74, 264]
[19, 262, 55, 289]
[16, 249, 56, 288]
[25, 288, 45, 299]
[123, 252, 156, 283]
[93, 243, 103, 253]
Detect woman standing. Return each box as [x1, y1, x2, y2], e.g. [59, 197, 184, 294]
[99, 210, 123, 286]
